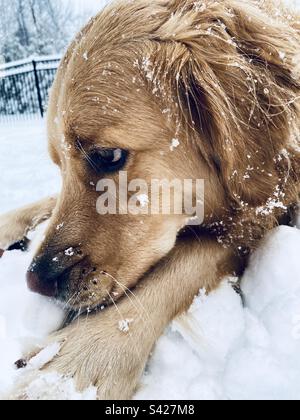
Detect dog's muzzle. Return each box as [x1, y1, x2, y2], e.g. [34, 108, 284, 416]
[26, 246, 86, 299]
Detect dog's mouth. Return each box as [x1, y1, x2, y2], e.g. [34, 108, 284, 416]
[27, 249, 120, 312]
[56, 282, 114, 311]
[52, 265, 120, 313]
[60, 298, 111, 328]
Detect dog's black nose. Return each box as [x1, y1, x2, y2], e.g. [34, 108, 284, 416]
[27, 271, 58, 297]
[26, 247, 84, 298]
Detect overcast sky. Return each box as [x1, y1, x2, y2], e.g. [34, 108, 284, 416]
[71, 0, 109, 14]
[69, 0, 300, 15]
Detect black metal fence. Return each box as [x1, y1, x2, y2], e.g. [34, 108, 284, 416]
[0, 56, 60, 119]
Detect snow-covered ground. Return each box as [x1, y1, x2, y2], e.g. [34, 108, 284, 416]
[137, 226, 300, 400]
[0, 118, 300, 400]
[0, 118, 59, 213]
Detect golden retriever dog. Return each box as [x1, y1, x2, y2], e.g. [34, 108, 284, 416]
[0, 0, 299, 400]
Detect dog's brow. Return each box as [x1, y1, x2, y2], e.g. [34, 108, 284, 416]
[72, 131, 124, 152]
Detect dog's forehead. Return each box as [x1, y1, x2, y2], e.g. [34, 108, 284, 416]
[49, 4, 178, 152]
[54, 57, 171, 151]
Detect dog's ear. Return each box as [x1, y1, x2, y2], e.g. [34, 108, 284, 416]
[153, 0, 300, 207]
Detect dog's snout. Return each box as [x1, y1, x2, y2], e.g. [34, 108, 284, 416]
[26, 246, 84, 298]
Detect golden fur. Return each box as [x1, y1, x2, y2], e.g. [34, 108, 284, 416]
[0, 0, 299, 400]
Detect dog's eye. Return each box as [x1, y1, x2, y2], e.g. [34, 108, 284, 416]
[89, 148, 128, 173]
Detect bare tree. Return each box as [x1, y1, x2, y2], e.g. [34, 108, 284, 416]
[0, 0, 87, 63]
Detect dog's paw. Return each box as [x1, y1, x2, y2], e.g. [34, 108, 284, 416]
[0, 196, 57, 250]
[5, 341, 96, 401]
[8, 311, 147, 400]
[0, 215, 29, 251]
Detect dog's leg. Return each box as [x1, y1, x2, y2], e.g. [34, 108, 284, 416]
[11, 236, 241, 400]
[0, 196, 57, 251]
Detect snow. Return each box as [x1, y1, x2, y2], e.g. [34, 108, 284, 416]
[24, 373, 97, 401]
[119, 319, 134, 334]
[0, 118, 300, 400]
[64, 248, 75, 257]
[28, 343, 61, 371]
[0, 119, 59, 213]
[0, 55, 61, 71]
[170, 138, 180, 152]
[0, 236, 64, 395]
[136, 194, 149, 208]
[0, 56, 61, 78]
[137, 227, 300, 400]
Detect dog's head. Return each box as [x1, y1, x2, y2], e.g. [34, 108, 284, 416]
[27, 0, 300, 310]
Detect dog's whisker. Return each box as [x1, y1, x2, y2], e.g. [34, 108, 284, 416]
[103, 271, 141, 305]
[59, 292, 79, 328]
[63, 292, 77, 310]
[186, 226, 203, 246]
[75, 305, 82, 330]
[103, 272, 157, 340]
[115, 280, 157, 339]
